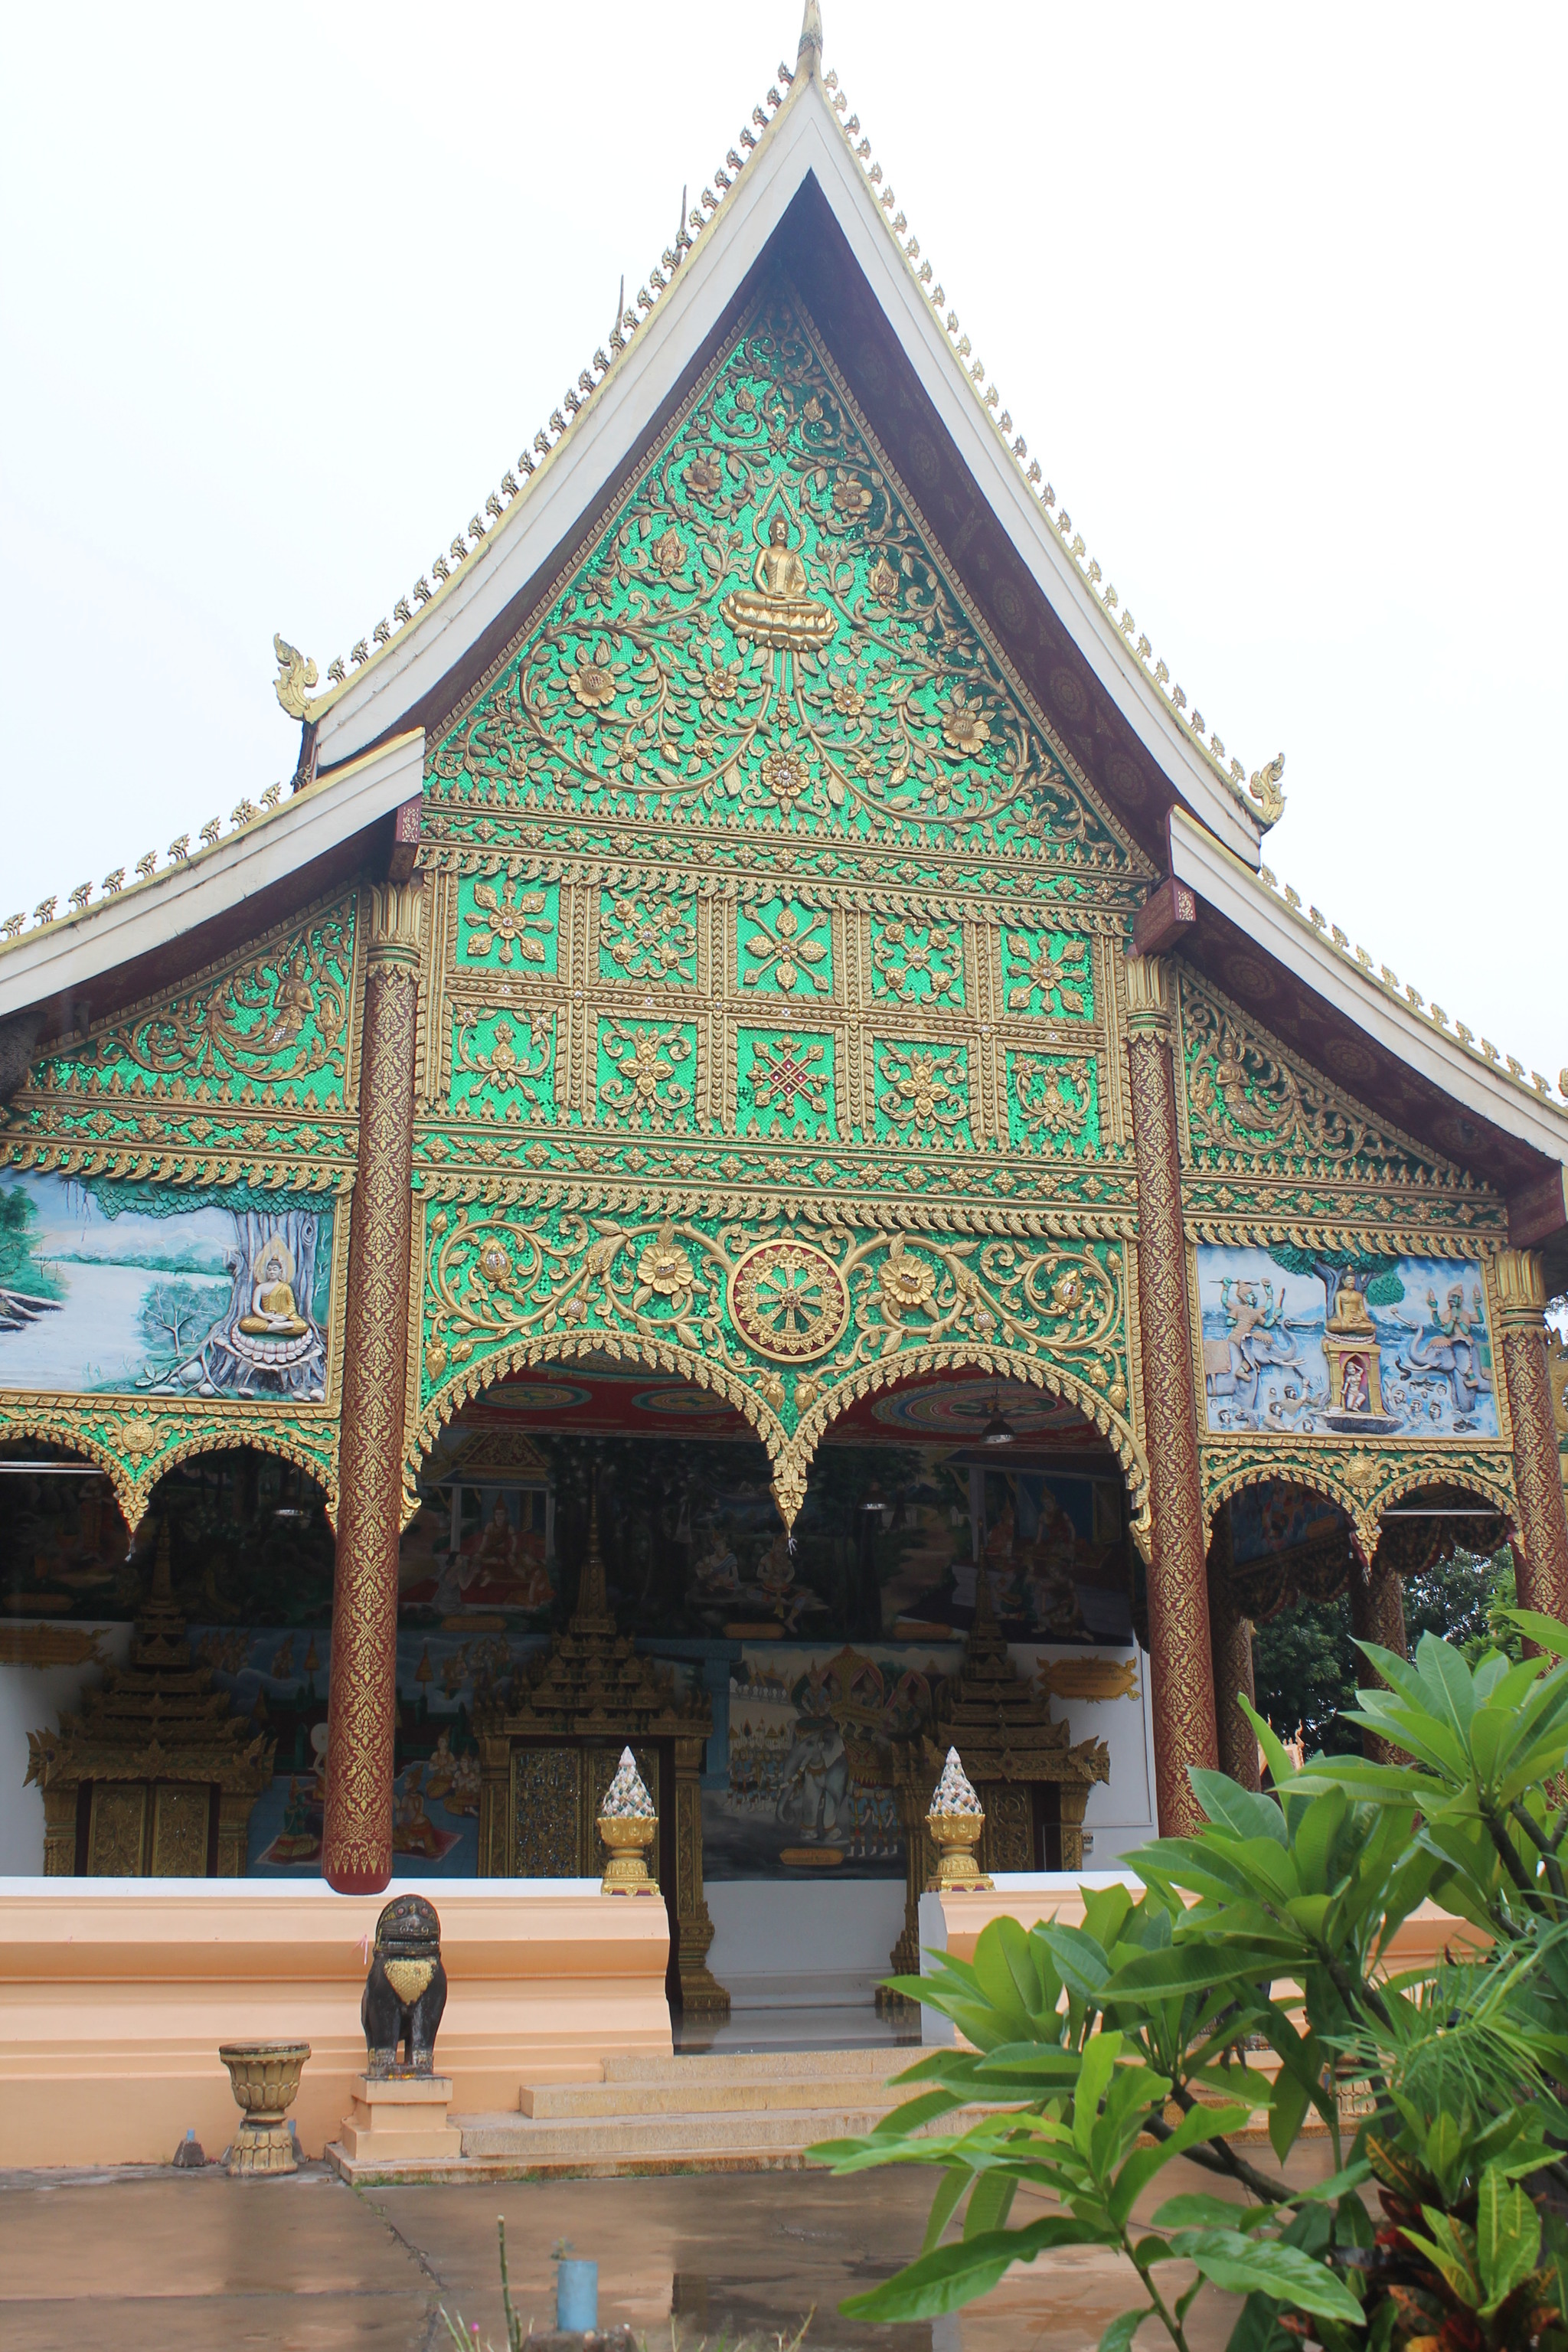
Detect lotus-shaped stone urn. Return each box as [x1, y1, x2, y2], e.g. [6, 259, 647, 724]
[925, 1746, 994, 1893]
[217, 2040, 311, 2175]
[597, 1746, 658, 1896]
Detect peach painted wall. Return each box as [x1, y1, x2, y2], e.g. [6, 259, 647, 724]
[0, 1876, 671, 2168]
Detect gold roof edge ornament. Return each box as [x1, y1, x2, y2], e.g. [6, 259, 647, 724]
[812, 51, 1272, 832]
[273, 633, 318, 720]
[0, 725, 412, 960]
[293, 0, 1273, 834]
[1248, 753, 1286, 828]
[1244, 851, 1568, 1121]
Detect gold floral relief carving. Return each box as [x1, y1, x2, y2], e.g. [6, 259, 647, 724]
[1178, 968, 1482, 1191]
[413, 1200, 1142, 1528]
[17, 905, 355, 1109]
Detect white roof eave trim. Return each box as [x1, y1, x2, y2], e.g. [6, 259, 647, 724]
[0, 730, 424, 1024]
[1168, 806, 1568, 1168]
[305, 80, 1262, 866]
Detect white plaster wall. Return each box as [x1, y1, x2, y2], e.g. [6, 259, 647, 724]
[706, 1877, 908, 2007]
[1010, 1643, 1158, 1869]
[0, 1623, 130, 1873]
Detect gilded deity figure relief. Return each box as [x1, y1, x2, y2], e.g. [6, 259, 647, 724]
[239, 1237, 309, 1341]
[721, 511, 837, 653]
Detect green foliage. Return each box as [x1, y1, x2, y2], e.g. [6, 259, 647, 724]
[0, 1183, 60, 1298]
[1265, 1246, 1396, 1293]
[1253, 1553, 1521, 1759]
[1252, 1592, 1364, 1757]
[814, 1619, 1568, 2352]
[1405, 1547, 1519, 1663]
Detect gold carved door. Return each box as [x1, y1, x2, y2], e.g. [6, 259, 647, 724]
[510, 1742, 664, 1883]
[83, 1781, 214, 1874]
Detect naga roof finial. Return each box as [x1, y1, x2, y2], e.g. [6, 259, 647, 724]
[798, 0, 824, 76]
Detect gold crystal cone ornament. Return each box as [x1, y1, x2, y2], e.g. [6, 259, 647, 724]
[925, 1746, 993, 1893]
[598, 1743, 658, 1895]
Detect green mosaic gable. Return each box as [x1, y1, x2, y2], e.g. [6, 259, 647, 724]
[426, 286, 1136, 874]
[1174, 966, 1509, 1250]
[17, 902, 355, 1113]
[0, 895, 361, 1194]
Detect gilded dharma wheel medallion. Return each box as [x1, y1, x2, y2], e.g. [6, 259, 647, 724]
[729, 1240, 850, 1364]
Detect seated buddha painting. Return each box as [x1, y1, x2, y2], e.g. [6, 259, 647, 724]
[0, 1169, 333, 1403]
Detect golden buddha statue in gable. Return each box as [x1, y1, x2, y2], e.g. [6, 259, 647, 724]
[721, 513, 836, 652]
[238, 1236, 310, 1338]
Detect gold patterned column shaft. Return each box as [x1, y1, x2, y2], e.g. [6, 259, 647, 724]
[323, 882, 423, 1894]
[1495, 1249, 1568, 1627]
[1125, 953, 1217, 1832]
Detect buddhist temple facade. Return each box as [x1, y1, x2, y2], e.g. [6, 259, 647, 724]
[2, 5, 1566, 2021]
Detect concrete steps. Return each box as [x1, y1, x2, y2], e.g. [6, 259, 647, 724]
[522, 2047, 899, 2118]
[328, 2044, 955, 2184]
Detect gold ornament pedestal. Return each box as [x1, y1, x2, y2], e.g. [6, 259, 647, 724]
[599, 1812, 658, 1895]
[926, 1808, 992, 1895]
[218, 2040, 310, 2176]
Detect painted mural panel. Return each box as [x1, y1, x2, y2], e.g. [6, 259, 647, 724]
[1197, 1243, 1498, 1439]
[395, 1391, 1134, 1647]
[0, 1170, 335, 1401]
[703, 1641, 959, 1881]
[200, 1624, 524, 1877]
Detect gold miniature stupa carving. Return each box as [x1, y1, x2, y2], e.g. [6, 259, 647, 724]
[25, 1524, 273, 1876]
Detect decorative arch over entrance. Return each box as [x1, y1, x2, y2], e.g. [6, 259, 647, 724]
[413, 1200, 1145, 1540]
[792, 1335, 1148, 1545]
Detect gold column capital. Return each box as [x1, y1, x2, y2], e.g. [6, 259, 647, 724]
[1494, 1246, 1548, 1329]
[365, 878, 425, 972]
[1123, 951, 1172, 1038]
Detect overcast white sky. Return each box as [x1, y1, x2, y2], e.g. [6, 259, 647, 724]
[2, 2, 1563, 1092]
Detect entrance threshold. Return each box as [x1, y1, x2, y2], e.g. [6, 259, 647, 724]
[674, 2002, 921, 2056]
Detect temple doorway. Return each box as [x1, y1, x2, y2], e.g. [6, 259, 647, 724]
[392, 1355, 1145, 2046]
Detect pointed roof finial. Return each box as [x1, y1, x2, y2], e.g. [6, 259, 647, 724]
[798, 0, 823, 76]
